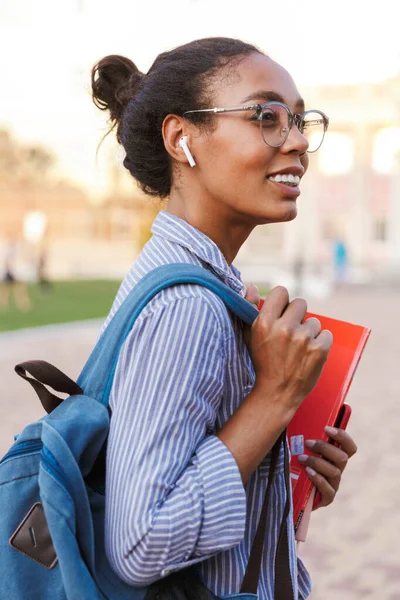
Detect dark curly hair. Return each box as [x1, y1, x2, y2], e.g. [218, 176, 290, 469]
[91, 37, 263, 198]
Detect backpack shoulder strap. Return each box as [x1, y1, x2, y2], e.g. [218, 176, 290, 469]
[77, 263, 258, 406]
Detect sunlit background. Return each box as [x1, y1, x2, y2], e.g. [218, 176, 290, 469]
[1, 3, 400, 598]
[1, 0, 400, 288]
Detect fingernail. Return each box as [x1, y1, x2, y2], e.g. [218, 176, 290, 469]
[305, 440, 316, 449]
[246, 284, 260, 305]
[306, 466, 317, 477]
[325, 426, 338, 436]
[249, 283, 258, 291]
[298, 454, 308, 462]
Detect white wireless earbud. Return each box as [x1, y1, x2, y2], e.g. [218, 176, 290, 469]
[178, 136, 196, 167]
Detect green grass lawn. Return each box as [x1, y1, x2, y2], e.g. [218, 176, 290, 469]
[0, 280, 270, 333]
[0, 280, 121, 332]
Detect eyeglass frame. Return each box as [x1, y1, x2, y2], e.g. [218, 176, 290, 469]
[183, 101, 329, 153]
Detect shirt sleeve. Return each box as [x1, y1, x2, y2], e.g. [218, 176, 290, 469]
[104, 293, 247, 587]
[297, 556, 312, 599]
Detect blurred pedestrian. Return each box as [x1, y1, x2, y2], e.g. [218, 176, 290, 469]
[37, 246, 52, 292]
[0, 241, 31, 312]
[333, 237, 349, 285]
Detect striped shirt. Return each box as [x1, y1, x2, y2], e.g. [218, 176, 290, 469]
[103, 210, 312, 599]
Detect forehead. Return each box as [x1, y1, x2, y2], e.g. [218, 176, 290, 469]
[213, 53, 304, 112]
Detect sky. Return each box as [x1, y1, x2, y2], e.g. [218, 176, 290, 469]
[0, 0, 399, 195]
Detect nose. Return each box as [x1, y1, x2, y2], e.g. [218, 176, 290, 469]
[281, 122, 309, 155]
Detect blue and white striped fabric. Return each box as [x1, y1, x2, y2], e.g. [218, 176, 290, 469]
[102, 210, 312, 599]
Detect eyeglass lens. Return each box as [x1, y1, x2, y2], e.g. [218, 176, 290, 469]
[259, 105, 326, 153]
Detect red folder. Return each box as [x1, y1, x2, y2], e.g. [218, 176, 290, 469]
[287, 312, 370, 538]
[256, 302, 371, 540]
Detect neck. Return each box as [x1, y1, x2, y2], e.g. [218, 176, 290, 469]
[167, 188, 255, 265]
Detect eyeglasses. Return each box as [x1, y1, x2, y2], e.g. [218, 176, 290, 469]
[183, 101, 329, 153]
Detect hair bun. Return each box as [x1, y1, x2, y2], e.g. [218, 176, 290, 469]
[91, 55, 143, 128]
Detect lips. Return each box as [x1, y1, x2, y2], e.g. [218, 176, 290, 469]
[267, 166, 305, 179]
[268, 173, 300, 186]
[265, 166, 304, 197]
[266, 175, 301, 198]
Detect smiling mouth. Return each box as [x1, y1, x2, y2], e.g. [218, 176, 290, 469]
[267, 174, 300, 187]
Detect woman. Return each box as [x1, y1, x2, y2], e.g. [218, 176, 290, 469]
[92, 37, 357, 599]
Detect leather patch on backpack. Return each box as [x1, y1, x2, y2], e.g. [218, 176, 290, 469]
[9, 502, 58, 569]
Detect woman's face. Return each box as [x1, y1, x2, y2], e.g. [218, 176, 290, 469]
[191, 53, 310, 226]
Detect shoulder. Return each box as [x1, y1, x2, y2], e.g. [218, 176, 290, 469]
[110, 286, 234, 400]
[104, 235, 237, 334]
[137, 284, 234, 339]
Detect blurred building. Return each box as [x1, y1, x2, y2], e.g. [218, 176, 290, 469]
[0, 134, 159, 280]
[1, 76, 399, 286]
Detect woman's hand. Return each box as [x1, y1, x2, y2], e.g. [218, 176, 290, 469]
[245, 285, 333, 418]
[223, 283, 333, 483]
[298, 426, 358, 509]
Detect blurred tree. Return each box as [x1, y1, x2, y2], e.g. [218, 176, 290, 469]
[0, 130, 54, 186]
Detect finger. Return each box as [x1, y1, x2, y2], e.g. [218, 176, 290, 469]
[258, 286, 290, 321]
[305, 467, 336, 507]
[302, 317, 321, 338]
[311, 329, 334, 353]
[305, 439, 349, 472]
[324, 426, 358, 458]
[280, 297, 307, 326]
[298, 455, 342, 489]
[245, 283, 260, 308]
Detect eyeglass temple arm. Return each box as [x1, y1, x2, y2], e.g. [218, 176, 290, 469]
[184, 104, 260, 116]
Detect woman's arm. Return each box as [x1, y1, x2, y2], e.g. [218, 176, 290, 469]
[105, 284, 333, 586]
[105, 292, 247, 586]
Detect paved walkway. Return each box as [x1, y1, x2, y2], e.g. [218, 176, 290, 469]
[1, 287, 399, 599]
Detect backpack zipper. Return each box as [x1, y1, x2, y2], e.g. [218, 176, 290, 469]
[1, 441, 70, 494]
[0, 440, 43, 464]
[2, 441, 102, 498]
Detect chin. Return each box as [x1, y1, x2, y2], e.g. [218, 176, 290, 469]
[270, 204, 298, 223]
[250, 199, 298, 224]
[283, 207, 298, 222]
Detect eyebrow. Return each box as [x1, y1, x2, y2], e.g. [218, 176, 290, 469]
[242, 91, 305, 112]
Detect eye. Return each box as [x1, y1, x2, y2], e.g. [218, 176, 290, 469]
[261, 111, 278, 124]
[259, 109, 280, 130]
[250, 106, 279, 126]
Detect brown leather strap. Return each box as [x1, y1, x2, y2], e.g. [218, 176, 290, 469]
[15, 360, 83, 414]
[240, 430, 288, 594]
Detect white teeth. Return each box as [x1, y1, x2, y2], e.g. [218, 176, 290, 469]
[268, 173, 300, 185]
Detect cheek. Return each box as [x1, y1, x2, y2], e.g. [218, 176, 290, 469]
[196, 122, 275, 194]
[211, 141, 271, 184]
[208, 122, 268, 173]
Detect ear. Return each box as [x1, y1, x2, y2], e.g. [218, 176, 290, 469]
[162, 114, 195, 166]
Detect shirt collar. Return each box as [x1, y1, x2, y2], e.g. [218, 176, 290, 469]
[151, 211, 244, 295]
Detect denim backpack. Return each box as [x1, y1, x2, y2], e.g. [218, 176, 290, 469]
[0, 264, 292, 600]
